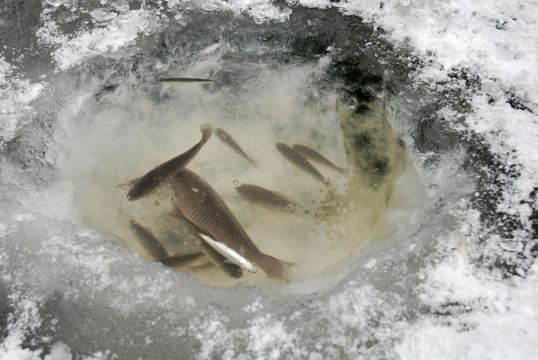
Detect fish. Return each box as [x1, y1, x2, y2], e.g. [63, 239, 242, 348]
[292, 144, 348, 174]
[199, 233, 257, 273]
[214, 128, 257, 167]
[159, 253, 205, 268]
[171, 169, 287, 279]
[196, 236, 243, 278]
[275, 143, 330, 187]
[126, 124, 212, 201]
[235, 183, 300, 213]
[127, 219, 169, 261]
[158, 77, 213, 83]
[167, 205, 243, 278]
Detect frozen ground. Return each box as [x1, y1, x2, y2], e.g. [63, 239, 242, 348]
[0, 0, 536, 359]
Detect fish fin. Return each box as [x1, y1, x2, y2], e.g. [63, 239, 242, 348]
[248, 157, 258, 168]
[115, 176, 141, 189]
[259, 253, 288, 279]
[164, 203, 184, 219]
[200, 123, 213, 141]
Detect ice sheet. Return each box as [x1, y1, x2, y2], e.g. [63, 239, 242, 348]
[1, 0, 537, 359]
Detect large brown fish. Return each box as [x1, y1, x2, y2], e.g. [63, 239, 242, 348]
[235, 183, 300, 213]
[167, 205, 243, 278]
[171, 169, 287, 279]
[127, 124, 212, 201]
[127, 219, 169, 261]
[292, 144, 348, 174]
[275, 143, 330, 187]
[215, 128, 257, 167]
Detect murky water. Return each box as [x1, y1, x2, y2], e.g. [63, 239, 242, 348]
[59, 61, 421, 289]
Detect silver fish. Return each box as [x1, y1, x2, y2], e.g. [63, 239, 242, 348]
[158, 77, 213, 83]
[127, 219, 169, 261]
[275, 143, 330, 187]
[215, 128, 257, 167]
[127, 124, 212, 201]
[235, 183, 300, 213]
[292, 144, 348, 174]
[171, 169, 287, 279]
[199, 233, 257, 273]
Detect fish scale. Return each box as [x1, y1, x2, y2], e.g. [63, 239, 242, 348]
[171, 169, 286, 278]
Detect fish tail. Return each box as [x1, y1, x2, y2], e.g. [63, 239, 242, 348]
[200, 123, 213, 141]
[248, 157, 258, 168]
[259, 253, 287, 279]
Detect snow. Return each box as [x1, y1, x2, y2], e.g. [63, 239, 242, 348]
[1, 0, 537, 359]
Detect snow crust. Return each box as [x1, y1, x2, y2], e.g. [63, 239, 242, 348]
[0, 0, 537, 359]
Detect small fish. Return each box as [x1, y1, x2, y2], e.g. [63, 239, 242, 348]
[158, 78, 213, 83]
[199, 233, 258, 273]
[159, 253, 205, 268]
[196, 237, 243, 278]
[127, 219, 169, 261]
[275, 143, 330, 187]
[215, 128, 257, 167]
[167, 205, 243, 278]
[127, 124, 212, 201]
[171, 169, 287, 279]
[235, 183, 300, 213]
[292, 144, 348, 174]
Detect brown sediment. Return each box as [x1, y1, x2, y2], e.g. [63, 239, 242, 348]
[126, 124, 212, 201]
[171, 169, 287, 279]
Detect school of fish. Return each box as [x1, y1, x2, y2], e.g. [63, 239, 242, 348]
[120, 78, 352, 281]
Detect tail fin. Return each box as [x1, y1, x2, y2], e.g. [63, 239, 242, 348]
[247, 157, 258, 168]
[200, 123, 213, 142]
[259, 253, 290, 279]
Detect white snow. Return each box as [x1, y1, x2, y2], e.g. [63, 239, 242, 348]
[1, 0, 537, 359]
[0, 57, 44, 143]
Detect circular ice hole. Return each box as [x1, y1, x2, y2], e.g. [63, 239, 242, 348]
[61, 60, 424, 292]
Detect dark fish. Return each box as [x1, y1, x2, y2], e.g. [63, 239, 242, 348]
[292, 144, 348, 174]
[159, 253, 205, 268]
[235, 183, 300, 213]
[171, 169, 287, 279]
[127, 219, 169, 260]
[167, 205, 243, 278]
[127, 124, 212, 201]
[275, 143, 330, 187]
[215, 128, 257, 167]
[158, 78, 213, 83]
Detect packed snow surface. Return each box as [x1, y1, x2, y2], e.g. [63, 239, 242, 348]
[0, 0, 536, 359]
